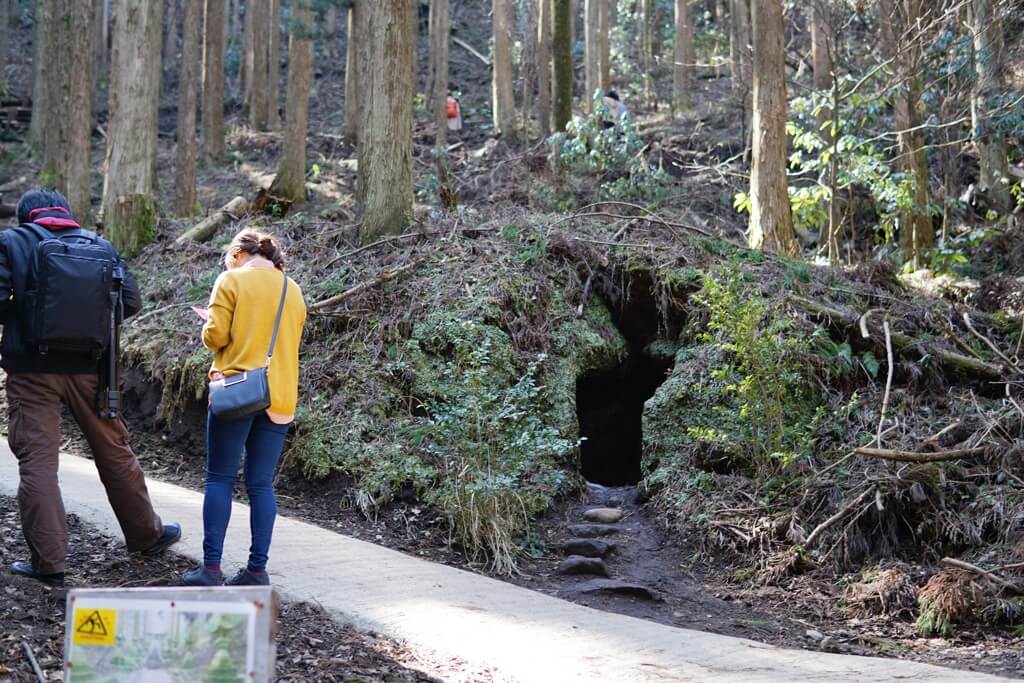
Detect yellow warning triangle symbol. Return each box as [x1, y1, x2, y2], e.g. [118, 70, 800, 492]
[76, 610, 108, 636]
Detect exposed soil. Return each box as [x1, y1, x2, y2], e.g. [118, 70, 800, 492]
[0, 494, 494, 682]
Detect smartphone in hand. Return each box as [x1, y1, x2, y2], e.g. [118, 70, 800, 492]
[191, 305, 210, 321]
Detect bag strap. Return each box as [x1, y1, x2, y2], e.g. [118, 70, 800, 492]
[266, 272, 289, 362]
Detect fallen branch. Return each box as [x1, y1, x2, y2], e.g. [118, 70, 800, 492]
[790, 295, 1006, 381]
[309, 260, 422, 312]
[940, 557, 1024, 595]
[453, 36, 491, 65]
[23, 642, 45, 683]
[876, 319, 894, 447]
[963, 312, 1023, 373]
[175, 196, 249, 245]
[854, 446, 987, 463]
[922, 420, 962, 447]
[805, 487, 876, 549]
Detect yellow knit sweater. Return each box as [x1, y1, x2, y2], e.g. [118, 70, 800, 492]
[202, 266, 307, 422]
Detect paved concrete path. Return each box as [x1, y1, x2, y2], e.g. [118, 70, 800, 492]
[0, 449, 1012, 682]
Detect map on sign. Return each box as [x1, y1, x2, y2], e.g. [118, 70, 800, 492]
[64, 587, 275, 683]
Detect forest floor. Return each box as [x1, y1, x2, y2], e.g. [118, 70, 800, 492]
[0, 495, 491, 682]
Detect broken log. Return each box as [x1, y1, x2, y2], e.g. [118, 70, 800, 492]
[175, 196, 249, 245]
[940, 557, 1024, 595]
[309, 260, 423, 312]
[790, 295, 1006, 381]
[854, 446, 987, 463]
[452, 36, 491, 66]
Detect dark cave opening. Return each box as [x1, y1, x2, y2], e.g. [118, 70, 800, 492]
[576, 350, 671, 487]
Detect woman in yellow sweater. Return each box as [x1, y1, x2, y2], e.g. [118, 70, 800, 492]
[182, 230, 306, 587]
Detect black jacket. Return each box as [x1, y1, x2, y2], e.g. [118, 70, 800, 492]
[0, 224, 142, 374]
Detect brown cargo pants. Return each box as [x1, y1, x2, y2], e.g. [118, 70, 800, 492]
[6, 372, 163, 574]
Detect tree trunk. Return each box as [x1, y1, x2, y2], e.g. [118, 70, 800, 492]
[325, 5, 338, 60]
[537, 0, 552, 137]
[881, 0, 933, 267]
[552, 0, 572, 131]
[343, 6, 360, 142]
[93, 0, 108, 117]
[162, 0, 178, 78]
[431, 0, 450, 149]
[971, 0, 1011, 213]
[358, 0, 414, 243]
[174, 0, 200, 215]
[0, 1, 7, 89]
[811, 3, 835, 254]
[492, 0, 517, 138]
[103, 0, 162, 257]
[641, 0, 656, 107]
[269, 0, 313, 203]
[748, 0, 796, 255]
[598, 0, 610, 92]
[46, 0, 96, 219]
[672, 0, 694, 114]
[521, 2, 538, 132]
[266, 0, 280, 130]
[569, 0, 578, 47]
[241, 0, 253, 99]
[247, 0, 269, 128]
[731, 0, 751, 93]
[203, 0, 226, 162]
[30, 0, 55, 149]
[584, 0, 598, 108]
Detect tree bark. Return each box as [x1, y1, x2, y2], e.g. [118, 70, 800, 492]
[672, 0, 694, 114]
[30, 0, 55, 149]
[492, 0, 517, 138]
[537, 0, 552, 137]
[103, 0, 162, 256]
[203, 0, 226, 163]
[881, 0, 933, 267]
[47, 0, 96, 219]
[748, 0, 797, 255]
[358, 0, 415, 243]
[552, 0, 573, 131]
[343, 6, 360, 143]
[971, 0, 1011, 213]
[162, 0, 178, 78]
[0, 0, 7, 89]
[811, 2, 837, 256]
[731, 0, 752, 104]
[249, 0, 270, 128]
[241, 0, 253, 99]
[597, 0, 610, 92]
[269, 0, 314, 203]
[521, 2, 538, 132]
[174, 0, 200, 215]
[325, 5, 338, 60]
[641, 0, 656, 107]
[431, 0, 450, 149]
[584, 0, 598, 108]
[266, 0, 280, 130]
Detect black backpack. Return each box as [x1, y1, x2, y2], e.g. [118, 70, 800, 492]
[21, 224, 121, 357]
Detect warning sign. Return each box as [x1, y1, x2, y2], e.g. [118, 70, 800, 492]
[72, 608, 116, 646]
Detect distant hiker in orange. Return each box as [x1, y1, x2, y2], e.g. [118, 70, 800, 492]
[447, 93, 463, 131]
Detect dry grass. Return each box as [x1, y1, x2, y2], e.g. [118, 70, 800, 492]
[843, 564, 919, 619]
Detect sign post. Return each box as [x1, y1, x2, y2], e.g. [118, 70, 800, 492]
[63, 586, 277, 682]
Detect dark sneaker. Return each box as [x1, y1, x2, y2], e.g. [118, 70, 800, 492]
[181, 566, 224, 587]
[226, 568, 270, 586]
[11, 561, 65, 588]
[140, 523, 182, 556]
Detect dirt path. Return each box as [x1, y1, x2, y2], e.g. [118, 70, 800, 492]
[1, 449, 1014, 683]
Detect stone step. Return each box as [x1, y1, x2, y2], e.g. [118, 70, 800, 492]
[560, 538, 615, 559]
[583, 507, 624, 524]
[560, 579, 662, 602]
[557, 556, 611, 577]
[567, 523, 619, 538]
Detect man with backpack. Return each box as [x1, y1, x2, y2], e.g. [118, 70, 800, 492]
[1, 189, 180, 588]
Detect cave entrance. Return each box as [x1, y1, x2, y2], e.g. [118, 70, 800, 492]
[577, 351, 669, 486]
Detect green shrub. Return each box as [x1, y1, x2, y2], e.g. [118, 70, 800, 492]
[421, 320, 575, 574]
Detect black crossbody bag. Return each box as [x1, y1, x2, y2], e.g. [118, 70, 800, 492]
[208, 272, 289, 420]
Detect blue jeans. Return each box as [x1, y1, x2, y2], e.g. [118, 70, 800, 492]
[203, 410, 289, 571]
